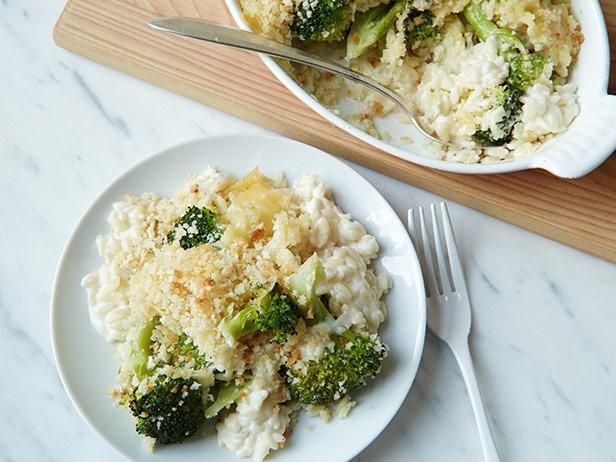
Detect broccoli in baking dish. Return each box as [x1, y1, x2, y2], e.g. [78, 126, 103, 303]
[346, 0, 407, 60]
[406, 11, 440, 50]
[464, 2, 547, 146]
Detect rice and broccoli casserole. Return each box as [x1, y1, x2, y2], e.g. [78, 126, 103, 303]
[82, 167, 391, 460]
[240, 0, 584, 164]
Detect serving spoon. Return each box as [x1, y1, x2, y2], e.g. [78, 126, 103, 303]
[149, 17, 447, 146]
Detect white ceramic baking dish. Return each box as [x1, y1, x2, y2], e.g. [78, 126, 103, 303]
[224, 0, 615, 178]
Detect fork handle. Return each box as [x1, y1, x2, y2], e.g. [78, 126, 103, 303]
[452, 340, 501, 462]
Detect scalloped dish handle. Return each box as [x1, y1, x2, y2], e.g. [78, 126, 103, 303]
[531, 94, 616, 178]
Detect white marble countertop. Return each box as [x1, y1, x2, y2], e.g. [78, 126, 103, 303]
[2, 1, 616, 461]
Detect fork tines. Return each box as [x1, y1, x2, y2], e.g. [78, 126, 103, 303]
[407, 203, 466, 298]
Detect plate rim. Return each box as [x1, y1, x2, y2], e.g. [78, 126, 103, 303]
[50, 133, 427, 461]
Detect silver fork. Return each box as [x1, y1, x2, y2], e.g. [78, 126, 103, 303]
[408, 203, 500, 462]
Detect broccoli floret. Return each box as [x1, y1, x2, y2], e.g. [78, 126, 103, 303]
[172, 334, 210, 370]
[286, 331, 386, 404]
[507, 52, 547, 92]
[132, 320, 210, 375]
[168, 206, 221, 250]
[252, 288, 298, 342]
[131, 318, 157, 380]
[463, 2, 547, 146]
[286, 254, 331, 324]
[406, 11, 440, 50]
[220, 283, 299, 344]
[204, 381, 245, 418]
[292, 0, 353, 42]
[346, 0, 407, 60]
[129, 376, 205, 445]
[472, 83, 522, 145]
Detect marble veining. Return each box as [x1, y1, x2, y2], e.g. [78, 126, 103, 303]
[71, 70, 131, 138]
[1, 0, 616, 461]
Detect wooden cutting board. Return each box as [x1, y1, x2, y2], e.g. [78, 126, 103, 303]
[53, 0, 616, 262]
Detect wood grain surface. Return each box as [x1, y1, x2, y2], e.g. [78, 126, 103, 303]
[53, 0, 616, 262]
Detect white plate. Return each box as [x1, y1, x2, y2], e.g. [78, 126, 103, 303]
[51, 134, 426, 462]
[223, 0, 616, 178]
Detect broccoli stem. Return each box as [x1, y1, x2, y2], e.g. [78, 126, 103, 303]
[131, 318, 157, 379]
[220, 303, 259, 344]
[346, 0, 407, 60]
[286, 254, 331, 324]
[308, 297, 331, 324]
[463, 3, 525, 52]
[204, 381, 245, 418]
